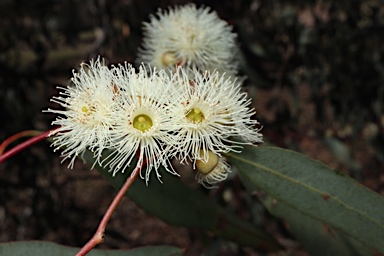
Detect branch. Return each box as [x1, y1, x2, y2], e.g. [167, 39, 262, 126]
[75, 165, 142, 256]
[0, 128, 58, 163]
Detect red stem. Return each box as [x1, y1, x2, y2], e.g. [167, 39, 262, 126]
[1, 126, 142, 255]
[0, 127, 59, 163]
[75, 166, 142, 256]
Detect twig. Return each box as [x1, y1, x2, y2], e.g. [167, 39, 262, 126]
[75, 165, 141, 256]
[0, 128, 58, 163]
[0, 127, 142, 255]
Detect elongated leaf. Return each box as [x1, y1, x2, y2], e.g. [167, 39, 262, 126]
[242, 172, 373, 256]
[83, 151, 281, 251]
[260, 195, 374, 256]
[0, 241, 182, 256]
[227, 146, 384, 253]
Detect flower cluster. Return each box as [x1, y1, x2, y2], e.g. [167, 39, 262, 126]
[137, 3, 240, 78]
[46, 58, 262, 186]
[46, 4, 263, 188]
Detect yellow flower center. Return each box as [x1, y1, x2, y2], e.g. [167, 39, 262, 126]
[81, 106, 89, 113]
[186, 108, 204, 123]
[133, 114, 153, 132]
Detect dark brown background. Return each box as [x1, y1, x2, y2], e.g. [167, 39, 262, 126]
[1, 0, 384, 255]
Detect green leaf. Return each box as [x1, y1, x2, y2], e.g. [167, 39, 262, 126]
[227, 146, 384, 254]
[242, 172, 373, 256]
[83, 151, 281, 251]
[260, 195, 374, 256]
[0, 241, 183, 256]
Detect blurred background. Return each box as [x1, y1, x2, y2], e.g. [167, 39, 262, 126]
[1, 0, 384, 255]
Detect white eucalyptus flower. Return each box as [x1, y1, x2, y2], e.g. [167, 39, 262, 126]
[173, 68, 263, 163]
[46, 58, 116, 168]
[103, 63, 181, 183]
[137, 3, 239, 77]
